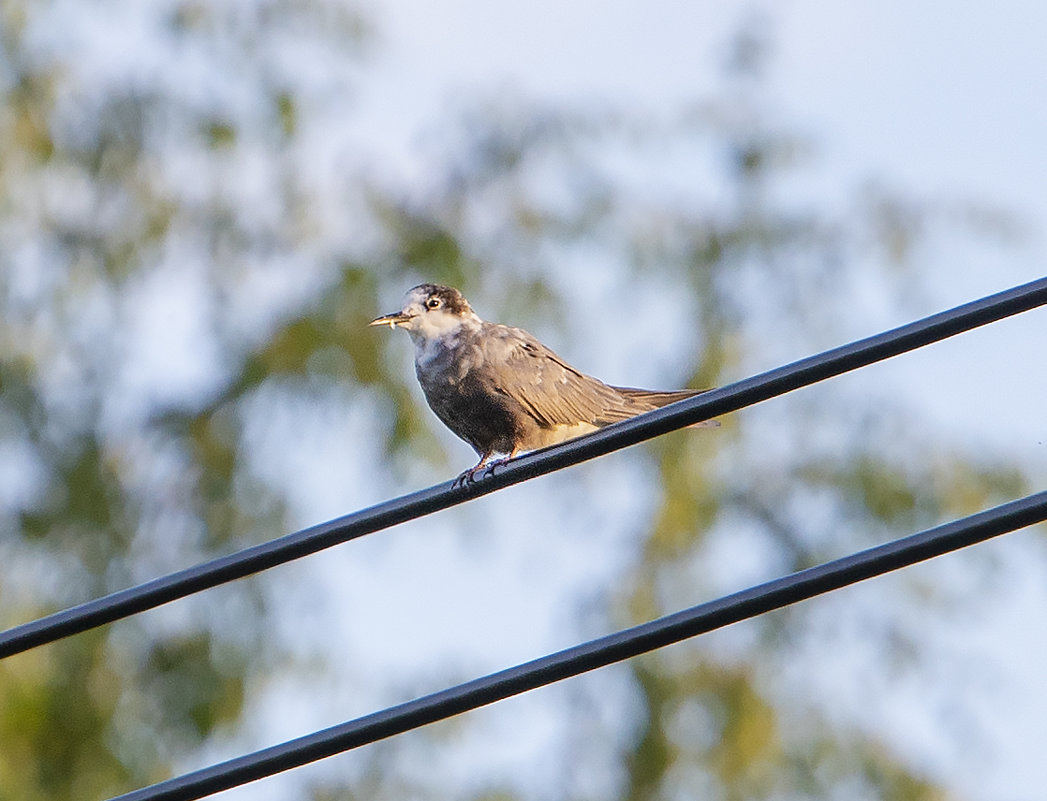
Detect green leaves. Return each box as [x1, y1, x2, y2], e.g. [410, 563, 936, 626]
[0, 4, 1035, 801]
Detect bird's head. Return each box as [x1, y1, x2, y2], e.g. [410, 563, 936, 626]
[369, 284, 480, 343]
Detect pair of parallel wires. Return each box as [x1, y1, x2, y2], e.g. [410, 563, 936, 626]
[2, 277, 1046, 801]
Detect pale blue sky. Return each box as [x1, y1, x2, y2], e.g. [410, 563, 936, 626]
[243, 4, 1047, 800]
[19, 2, 1047, 799]
[218, 3, 1047, 799]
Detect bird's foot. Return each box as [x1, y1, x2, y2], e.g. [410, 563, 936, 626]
[478, 453, 518, 480]
[452, 467, 481, 489]
[453, 460, 491, 488]
[452, 452, 518, 488]
[479, 452, 508, 477]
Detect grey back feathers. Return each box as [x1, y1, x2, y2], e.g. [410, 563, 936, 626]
[370, 283, 710, 477]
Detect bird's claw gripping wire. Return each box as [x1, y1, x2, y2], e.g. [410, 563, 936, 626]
[452, 455, 490, 488]
[451, 466, 482, 489]
[452, 452, 517, 488]
[480, 455, 512, 480]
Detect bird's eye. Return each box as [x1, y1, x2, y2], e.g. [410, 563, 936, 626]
[426, 297, 442, 309]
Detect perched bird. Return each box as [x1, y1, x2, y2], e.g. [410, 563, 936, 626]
[370, 283, 713, 483]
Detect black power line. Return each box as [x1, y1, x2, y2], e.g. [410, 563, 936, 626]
[2, 276, 1046, 660]
[107, 490, 1047, 801]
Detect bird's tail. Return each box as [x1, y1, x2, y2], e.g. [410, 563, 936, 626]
[611, 386, 720, 428]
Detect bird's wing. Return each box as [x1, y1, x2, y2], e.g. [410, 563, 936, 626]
[609, 386, 707, 407]
[610, 385, 719, 428]
[480, 324, 637, 427]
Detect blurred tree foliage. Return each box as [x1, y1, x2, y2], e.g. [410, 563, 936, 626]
[0, 2, 1033, 801]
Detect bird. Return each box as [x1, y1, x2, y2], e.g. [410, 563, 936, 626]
[370, 283, 714, 484]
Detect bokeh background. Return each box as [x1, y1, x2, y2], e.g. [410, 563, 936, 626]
[1, 2, 1045, 800]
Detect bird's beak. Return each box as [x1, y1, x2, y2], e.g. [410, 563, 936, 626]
[368, 311, 413, 330]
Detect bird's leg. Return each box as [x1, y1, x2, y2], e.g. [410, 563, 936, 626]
[453, 451, 493, 488]
[480, 447, 520, 479]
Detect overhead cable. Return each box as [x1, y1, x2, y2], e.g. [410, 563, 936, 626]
[107, 490, 1047, 801]
[2, 276, 1046, 659]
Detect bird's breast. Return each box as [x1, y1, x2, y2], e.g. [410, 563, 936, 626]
[414, 337, 473, 393]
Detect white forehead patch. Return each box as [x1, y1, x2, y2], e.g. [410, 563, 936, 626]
[404, 287, 431, 307]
